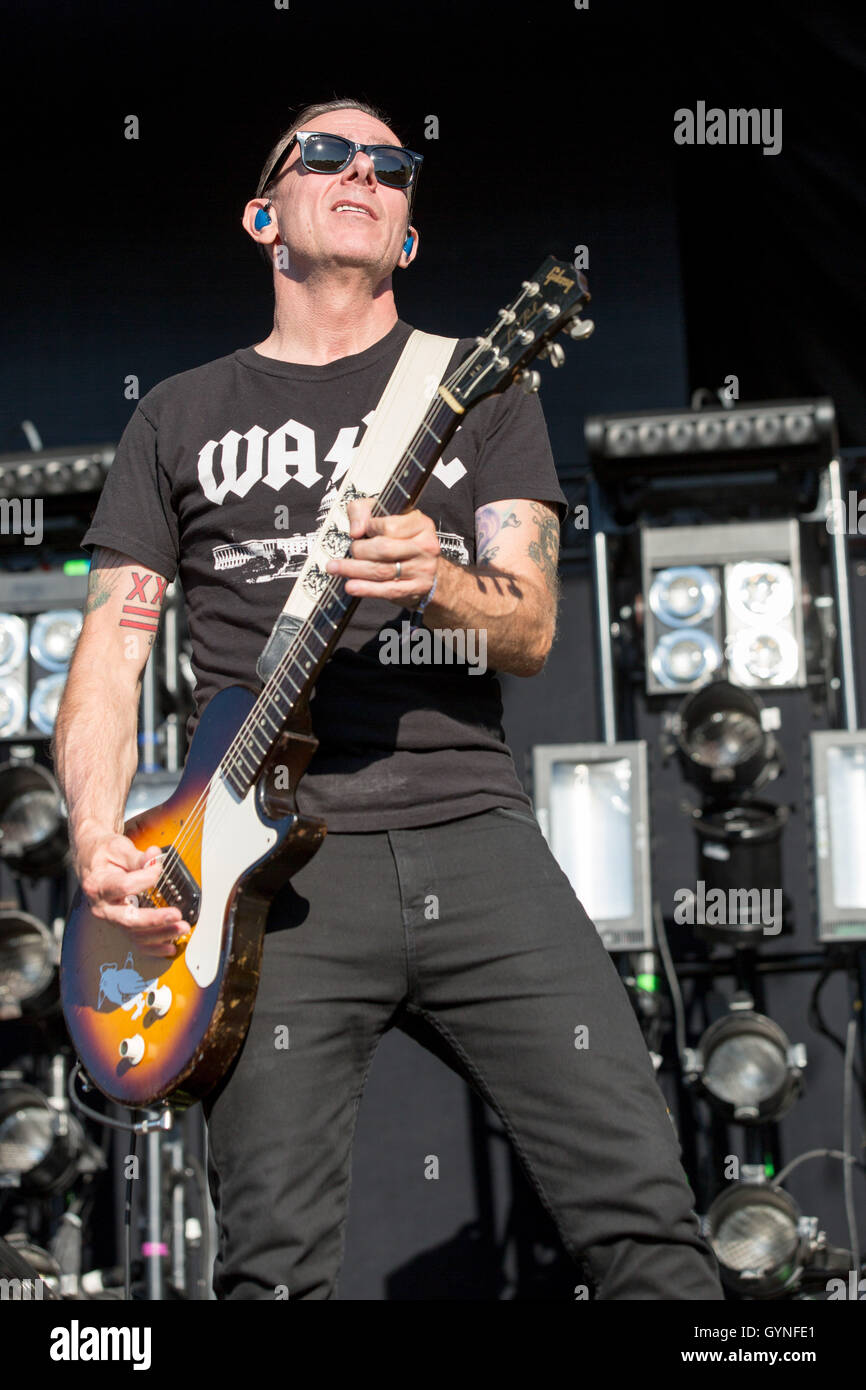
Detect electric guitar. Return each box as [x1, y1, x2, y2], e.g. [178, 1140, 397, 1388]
[60, 256, 594, 1108]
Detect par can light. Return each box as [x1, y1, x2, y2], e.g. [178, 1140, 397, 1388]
[684, 1008, 806, 1123]
[0, 761, 68, 877]
[0, 911, 58, 1019]
[703, 1180, 818, 1299]
[0, 1083, 84, 1195]
[674, 680, 780, 795]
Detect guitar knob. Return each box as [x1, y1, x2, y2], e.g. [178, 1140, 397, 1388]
[119, 1035, 145, 1065]
[547, 343, 566, 368]
[145, 985, 172, 1017]
[519, 369, 542, 394]
[567, 317, 595, 340]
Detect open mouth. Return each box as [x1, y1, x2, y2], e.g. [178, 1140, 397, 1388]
[332, 202, 375, 219]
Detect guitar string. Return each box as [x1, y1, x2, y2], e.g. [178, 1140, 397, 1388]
[142, 293, 559, 914]
[141, 292, 552, 916]
[136, 346, 491, 912]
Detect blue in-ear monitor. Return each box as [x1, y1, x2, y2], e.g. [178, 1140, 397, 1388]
[403, 233, 414, 254]
[254, 207, 272, 230]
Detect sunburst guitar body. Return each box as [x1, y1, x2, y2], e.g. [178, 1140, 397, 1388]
[60, 685, 326, 1109]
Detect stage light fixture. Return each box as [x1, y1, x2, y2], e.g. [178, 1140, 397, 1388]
[684, 1002, 806, 1123]
[725, 562, 794, 626]
[810, 731, 866, 942]
[649, 566, 721, 628]
[0, 760, 68, 877]
[0, 679, 27, 739]
[29, 609, 82, 672]
[0, 569, 89, 741]
[0, 911, 58, 1020]
[585, 397, 835, 472]
[724, 560, 800, 688]
[641, 520, 806, 695]
[703, 1177, 819, 1299]
[29, 672, 67, 735]
[0, 614, 28, 675]
[651, 628, 722, 690]
[687, 800, 789, 943]
[531, 742, 652, 951]
[0, 1083, 84, 1195]
[673, 680, 781, 796]
[0, 444, 114, 498]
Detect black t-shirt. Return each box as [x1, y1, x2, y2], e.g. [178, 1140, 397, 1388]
[82, 318, 567, 830]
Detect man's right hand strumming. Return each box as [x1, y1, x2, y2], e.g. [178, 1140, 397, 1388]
[75, 824, 190, 959]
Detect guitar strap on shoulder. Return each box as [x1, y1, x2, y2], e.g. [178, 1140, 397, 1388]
[256, 327, 458, 684]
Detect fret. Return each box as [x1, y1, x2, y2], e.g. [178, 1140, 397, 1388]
[222, 385, 465, 799]
[256, 706, 280, 734]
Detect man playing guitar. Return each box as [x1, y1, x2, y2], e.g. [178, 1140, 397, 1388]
[53, 98, 723, 1300]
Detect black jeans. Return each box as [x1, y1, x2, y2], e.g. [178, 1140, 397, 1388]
[202, 807, 724, 1300]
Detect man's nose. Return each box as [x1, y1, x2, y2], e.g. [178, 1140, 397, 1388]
[343, 151, 377, 185]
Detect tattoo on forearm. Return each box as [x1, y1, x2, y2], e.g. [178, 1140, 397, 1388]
[476, 503, 522, 563]
[527, 502, 560, 590]
[120, 572, 166, 635]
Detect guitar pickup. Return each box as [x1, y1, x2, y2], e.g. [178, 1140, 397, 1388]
[150, 849, 201, 926]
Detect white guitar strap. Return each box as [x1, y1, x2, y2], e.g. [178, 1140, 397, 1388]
[256, 327, 458, 683]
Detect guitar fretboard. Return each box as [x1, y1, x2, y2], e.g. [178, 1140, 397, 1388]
[222, 393, 461, 796]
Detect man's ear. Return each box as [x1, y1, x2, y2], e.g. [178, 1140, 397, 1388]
[399, 223, 419, 269]
[242, 198, 280, 249]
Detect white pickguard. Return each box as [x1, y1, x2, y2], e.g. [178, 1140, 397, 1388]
[184, 774, 278, 989]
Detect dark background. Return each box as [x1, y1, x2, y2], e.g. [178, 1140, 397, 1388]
[2, 0, 865, 1298]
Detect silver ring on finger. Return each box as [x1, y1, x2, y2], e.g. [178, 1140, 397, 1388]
[394, 560, 402, 581]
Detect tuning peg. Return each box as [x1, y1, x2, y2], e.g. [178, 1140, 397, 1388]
[518, 369, 542, 394]
[567, 317, 595, 340]
[547, 342, 566, 368]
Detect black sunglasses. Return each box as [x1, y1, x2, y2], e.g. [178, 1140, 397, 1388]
[262, 130, 423, 194]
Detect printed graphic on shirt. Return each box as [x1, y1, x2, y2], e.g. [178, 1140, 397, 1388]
[196, 409, 467, 505]
[199, 405, 471, 584]
[212, 524, 469, 584]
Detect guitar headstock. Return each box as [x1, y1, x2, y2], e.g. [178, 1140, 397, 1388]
[450, 255, 593, 411]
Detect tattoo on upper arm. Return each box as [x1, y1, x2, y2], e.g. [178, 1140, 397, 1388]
[84, 570, 117, 614]
[478, 545, 500, 567]
[527, 502, 560, 590]
[119, 572, 166, 636]
[84, 550, 167, 638]
[476, 503, 522, 564]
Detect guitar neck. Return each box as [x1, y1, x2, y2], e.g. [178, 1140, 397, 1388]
[212, 253, 594, 799]
[222, 391, 463, 796]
